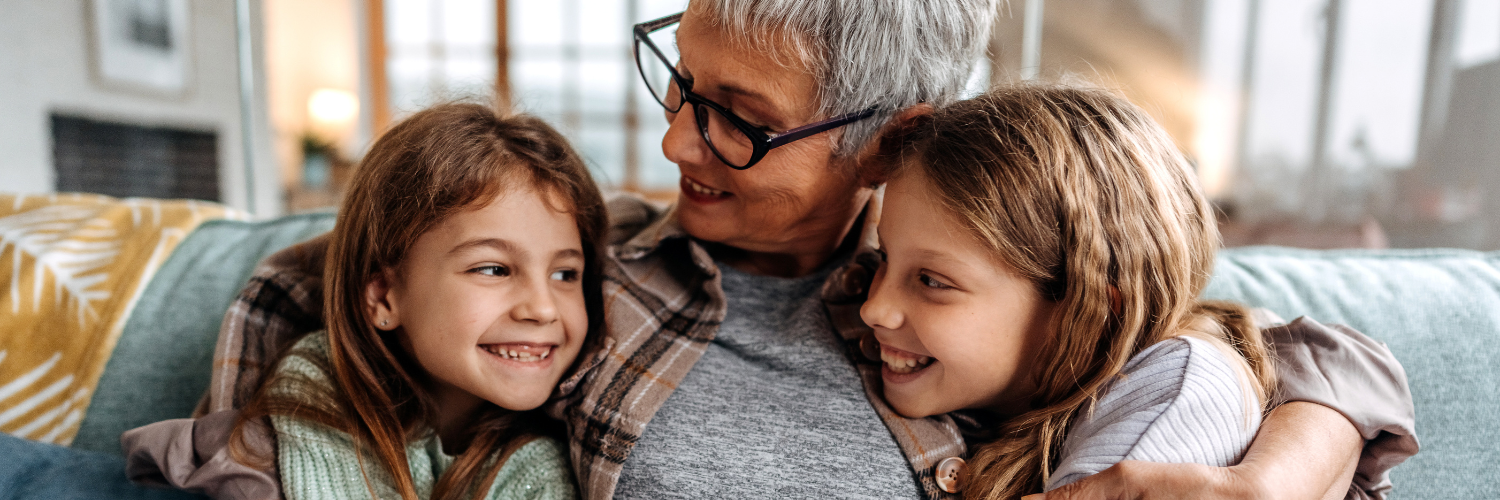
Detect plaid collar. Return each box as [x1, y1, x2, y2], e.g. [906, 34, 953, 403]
[556, 196, 968, 499]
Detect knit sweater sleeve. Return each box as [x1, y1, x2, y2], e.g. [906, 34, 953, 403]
[267, 332, 413, 499]
[484, 437, 578, 500]
[273, 414, 404, 500]
[1045, 336, 1263, 491]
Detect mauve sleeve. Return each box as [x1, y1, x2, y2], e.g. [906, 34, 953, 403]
[1262, 317, 1419, 500]
[121, 409, 281, 500]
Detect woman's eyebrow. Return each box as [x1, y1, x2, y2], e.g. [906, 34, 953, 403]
[717, 82, 770, 102]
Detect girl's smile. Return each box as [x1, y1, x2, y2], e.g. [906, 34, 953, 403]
[479, 342, 557, 363]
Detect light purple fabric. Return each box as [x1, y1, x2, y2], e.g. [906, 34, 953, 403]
[121, 410, 280, 500]
[1265, 317, 1419, 500]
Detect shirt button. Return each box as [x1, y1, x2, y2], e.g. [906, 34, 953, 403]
[840, 265, 869, 297]
[935, 456, 967, 494]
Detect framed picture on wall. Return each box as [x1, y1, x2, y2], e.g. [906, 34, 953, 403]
[89, 0, 191, 95]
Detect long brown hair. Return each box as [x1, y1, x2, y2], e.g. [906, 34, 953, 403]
[234, 103, 606, 500]
[901, 84, 1276, 499]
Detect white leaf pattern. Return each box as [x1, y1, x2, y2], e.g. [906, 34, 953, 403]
[0, 194, 244, 446]
[0, 205, 122, 326]
[0, 350, 89, 444]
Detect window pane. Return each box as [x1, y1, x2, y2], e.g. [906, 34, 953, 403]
[443, 0, 494, 47]
[1325, 0, 1431, 171]
[385, 0, 431, 46]
[385, 0, 496, 120]
[512, 59, 565, 117]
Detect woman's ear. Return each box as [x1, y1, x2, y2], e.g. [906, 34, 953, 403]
[855, 103, 935, 188]
[365, 269, 401, 330]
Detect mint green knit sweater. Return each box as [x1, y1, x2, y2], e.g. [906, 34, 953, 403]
[268, 332, 577, 500]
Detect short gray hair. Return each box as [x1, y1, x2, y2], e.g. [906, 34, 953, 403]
[694, 0, 997, 156]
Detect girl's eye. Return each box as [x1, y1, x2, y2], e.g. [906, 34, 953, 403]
[471, 265, 510, 277]
[550, 269, 579, 282]
[918, 273, 953, 290]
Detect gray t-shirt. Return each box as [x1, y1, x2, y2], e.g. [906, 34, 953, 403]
[614, 260, 921, 499]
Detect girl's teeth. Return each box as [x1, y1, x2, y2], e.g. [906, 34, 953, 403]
[484, 345, 552, 362]
[879, 350, 933, 374]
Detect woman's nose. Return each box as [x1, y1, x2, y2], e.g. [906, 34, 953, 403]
[860, 265, 903, 330]
[661, 105, 712, 167]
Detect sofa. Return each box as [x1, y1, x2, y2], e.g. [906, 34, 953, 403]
[0, 199, 1496, 498]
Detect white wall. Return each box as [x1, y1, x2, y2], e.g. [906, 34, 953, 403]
[0, 0, 280, 216]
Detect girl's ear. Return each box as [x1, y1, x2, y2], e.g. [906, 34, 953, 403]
[855, 103, 934, 188]
[365, 269, 401, 330]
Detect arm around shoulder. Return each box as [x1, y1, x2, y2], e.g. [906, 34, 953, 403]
[1039, 318, 1417, 500]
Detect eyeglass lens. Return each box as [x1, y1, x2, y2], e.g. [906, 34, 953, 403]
[637, 25, 758, 167]
[637, 27, 682, 111]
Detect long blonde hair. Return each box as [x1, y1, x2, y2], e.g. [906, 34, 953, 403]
[901, 84, 1276, 499]
[233, 103, 607, 500]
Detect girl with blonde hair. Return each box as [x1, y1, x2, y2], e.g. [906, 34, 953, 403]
[862, 84, 1276, 499]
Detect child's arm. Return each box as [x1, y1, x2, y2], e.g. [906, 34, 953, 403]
[483, 437, 577, 500]
[1025, 404, 1363, 500]
[1045, 337, 1261, 492]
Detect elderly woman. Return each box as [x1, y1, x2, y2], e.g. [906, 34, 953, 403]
[570, 1, 1412, 499]
[210, 0, 1415, 498]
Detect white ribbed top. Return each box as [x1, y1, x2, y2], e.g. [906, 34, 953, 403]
[1046, 336, 1262, 491]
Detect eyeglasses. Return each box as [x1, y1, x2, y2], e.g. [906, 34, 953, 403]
[632, 12, 878, 170]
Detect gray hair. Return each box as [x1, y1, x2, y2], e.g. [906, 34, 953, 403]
[694, 0, 998, 156]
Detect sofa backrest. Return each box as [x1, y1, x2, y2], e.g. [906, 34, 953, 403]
[1203, 246, 1500, 498]
[71, 215, 1499, 497]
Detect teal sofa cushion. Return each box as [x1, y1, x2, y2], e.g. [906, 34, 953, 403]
[1204, 247, 1500, 499]
[0, 432, 204, 499]
[70, 213, 336, 454]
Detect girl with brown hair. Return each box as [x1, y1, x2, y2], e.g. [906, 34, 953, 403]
[861, 84, 1276, 499]
[232, 103, 606, 500]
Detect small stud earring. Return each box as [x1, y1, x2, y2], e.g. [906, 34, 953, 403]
[380, 320, 388, 327]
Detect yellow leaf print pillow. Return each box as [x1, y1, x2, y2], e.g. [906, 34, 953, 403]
[0, 193, 246, 445]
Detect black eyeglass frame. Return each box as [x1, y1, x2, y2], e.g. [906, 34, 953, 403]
[632, 12, 879, 170]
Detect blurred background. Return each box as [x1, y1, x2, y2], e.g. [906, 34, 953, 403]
[1, 0, 1497, 250]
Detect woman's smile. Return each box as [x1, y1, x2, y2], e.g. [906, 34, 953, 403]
[680, 175, 731, 204]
